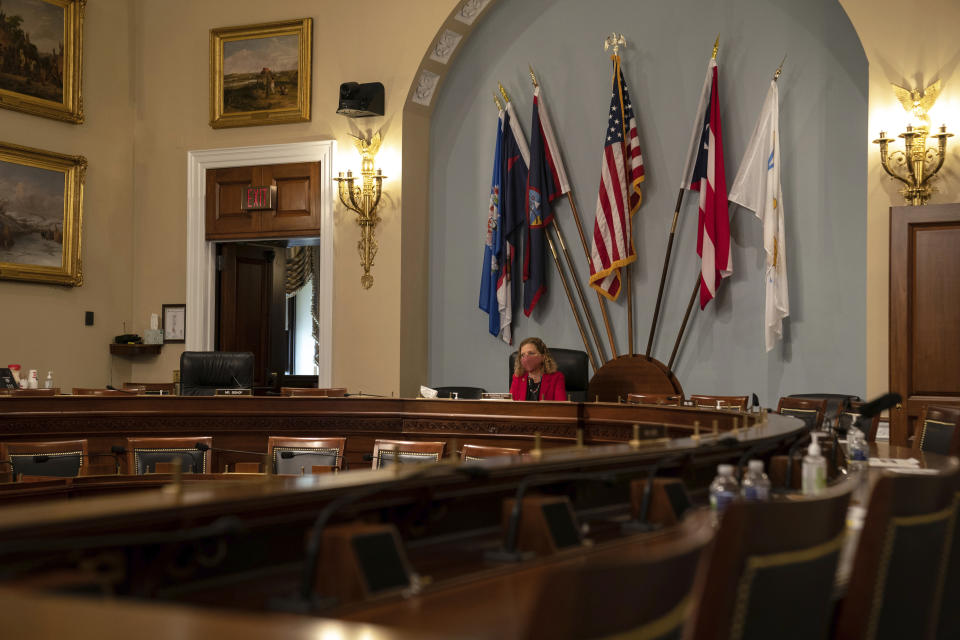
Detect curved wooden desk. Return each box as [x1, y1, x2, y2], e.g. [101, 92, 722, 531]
[0, 395, 761, 475]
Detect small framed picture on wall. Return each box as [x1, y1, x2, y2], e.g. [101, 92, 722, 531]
[162, 304, 186, 343]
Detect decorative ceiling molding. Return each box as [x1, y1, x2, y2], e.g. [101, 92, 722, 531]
[411, 69, 441, 106]
[429, 29, 464, 64]
[455, 0, 492, 25]
[405, 0, 500, 112]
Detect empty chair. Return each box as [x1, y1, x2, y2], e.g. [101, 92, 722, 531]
[371, 439, 445, 469]
[509, 347, 589, 402]
[683, 479, 854, 639]
[0, 439, 89, 479]
[524, 509, 714, 639]
[267, 436, 346, 473]
[460, 443, 522, 461]
[776, 396, 827, 430]
[913, 405, 960, 457]
[433, 386, 485, 400]
[789, 393, 860, 428]
[627, 393, 683, 406]
[179, 351, 254, 396]
[689, 394, 749, 410]
[281, 387, 348, 397]
[837, 400, 882, 442]
[126, 437, 212, 474]
[932, 470, 960, 639]
[834, 466, 959, 640]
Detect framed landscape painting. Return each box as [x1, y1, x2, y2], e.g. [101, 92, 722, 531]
[0, 0, 85, 123]
[209, 18, 312, 129]
[0, 142, 85, 286]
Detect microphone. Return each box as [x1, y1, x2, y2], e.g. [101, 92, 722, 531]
[858, 392, 901, 419]
[104, 385, 139, 394]
[194, 442, 265, 473]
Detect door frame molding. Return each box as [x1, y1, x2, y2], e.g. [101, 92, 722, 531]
[186, 141, 335, 387]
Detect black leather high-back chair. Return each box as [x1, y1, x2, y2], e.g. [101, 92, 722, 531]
[508, 347, 588, 402]
[179, 351, 254, 396]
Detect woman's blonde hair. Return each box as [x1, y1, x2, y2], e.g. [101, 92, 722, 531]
[514, 337, 559, 377]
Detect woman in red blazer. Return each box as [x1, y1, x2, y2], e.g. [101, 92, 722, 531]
[510, 337, 567, 401]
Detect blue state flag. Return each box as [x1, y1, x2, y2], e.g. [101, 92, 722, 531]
[479, 110, 505, 339]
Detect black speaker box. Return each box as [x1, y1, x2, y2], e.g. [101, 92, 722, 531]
[337, 82, 384, 117]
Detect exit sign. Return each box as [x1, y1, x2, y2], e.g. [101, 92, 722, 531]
[241, 185, 277, 211]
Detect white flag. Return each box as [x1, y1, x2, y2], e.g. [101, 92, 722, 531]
[729, 81, 789, 352]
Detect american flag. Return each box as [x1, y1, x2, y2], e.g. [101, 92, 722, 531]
[589, 55, 645, 301]
[686, 58, 730, 309]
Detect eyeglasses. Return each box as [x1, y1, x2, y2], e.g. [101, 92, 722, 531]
[519, 352, 541, 359]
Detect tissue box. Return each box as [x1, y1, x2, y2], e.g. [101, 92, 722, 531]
[144, 329, 164, 345]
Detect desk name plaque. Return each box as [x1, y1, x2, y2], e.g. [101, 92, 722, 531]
[215, 388, 252, 396]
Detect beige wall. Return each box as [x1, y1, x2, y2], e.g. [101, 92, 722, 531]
[839, 0, 960, 398]
[123, 0, 456, 394]
[0, 0, 135, 391]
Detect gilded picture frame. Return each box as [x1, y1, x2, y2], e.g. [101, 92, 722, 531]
[209, 18, 312, 129]
[0, 0, 85, 124]
[0, 142, 85, 286]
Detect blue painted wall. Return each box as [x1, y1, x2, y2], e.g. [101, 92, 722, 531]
[428, 0, 867, 405]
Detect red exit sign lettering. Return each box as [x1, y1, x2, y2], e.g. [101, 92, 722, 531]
[241, 185, 276, 211]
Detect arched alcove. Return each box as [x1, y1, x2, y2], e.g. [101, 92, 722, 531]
[408, 0, 867, 403]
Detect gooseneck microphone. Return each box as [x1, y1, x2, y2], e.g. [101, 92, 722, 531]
[858, 392, 902, 418]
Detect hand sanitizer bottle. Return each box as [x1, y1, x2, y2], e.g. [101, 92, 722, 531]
[802, 432, 827, 495]
[44, 371, 54, 389]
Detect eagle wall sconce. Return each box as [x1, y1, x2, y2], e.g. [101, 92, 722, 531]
[873, 80, 952, 205]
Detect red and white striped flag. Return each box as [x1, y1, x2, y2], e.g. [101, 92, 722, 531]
[681, 57, 730, 309]
[588, 55, 645, 301]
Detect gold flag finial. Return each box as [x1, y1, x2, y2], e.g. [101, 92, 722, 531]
[604, 32, 626, 56]
[773, 53, 787, 81]
[529, 64, 539, 88]
[498, 82, 510, 103]
[712, 35, 719, 59]
[493, 91, 503, 111]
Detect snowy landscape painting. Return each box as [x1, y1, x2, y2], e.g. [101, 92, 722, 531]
[0, 142, 84, 286]
[0, 159, 64, 267]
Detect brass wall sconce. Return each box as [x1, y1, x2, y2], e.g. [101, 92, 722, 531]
[873, 81, 952, 206]
[335, 132, 386, 289]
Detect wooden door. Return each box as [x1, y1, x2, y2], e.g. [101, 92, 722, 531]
[889, 203, 960, 446]
[205, 162, 322, 240]
[206, 166, 259, 238]
[218, 244, 286, 388]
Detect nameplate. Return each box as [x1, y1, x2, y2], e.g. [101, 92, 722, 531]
[215, 388, 252, 396]
[481, 392, 512, 400]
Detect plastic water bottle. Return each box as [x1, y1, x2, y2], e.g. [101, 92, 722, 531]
[847, 421, 868, 474]
[709, 464, 739, 520]
[43, 371, 54, 389]
[741, 460, 771, 501]
[802, 433, 827, 495]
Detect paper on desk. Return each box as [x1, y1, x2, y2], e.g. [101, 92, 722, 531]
[868, 457, 920, 468]
[420, 385, 438, 399]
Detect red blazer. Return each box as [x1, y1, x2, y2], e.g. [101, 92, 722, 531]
[510, 371, 566, 401]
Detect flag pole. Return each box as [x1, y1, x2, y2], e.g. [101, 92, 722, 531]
[528, 66, 611, 363]
[606, 36, 634, 356]
[644, 189, 685, 357]
[563, 191, 617, 360]
[667, 275, 701, 370]
[667, 37, 722, 371]
[547, 231, 599, 372]
[499, 83, 599, 371]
